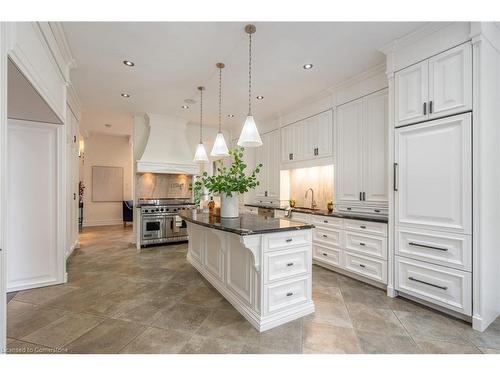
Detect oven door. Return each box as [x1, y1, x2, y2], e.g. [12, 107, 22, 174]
[142, 215, 165, 241]
[166, 215, 188, 239]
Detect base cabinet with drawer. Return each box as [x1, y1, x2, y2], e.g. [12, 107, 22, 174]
[291, 212, 389, 286]
[186, 222, 314, 332]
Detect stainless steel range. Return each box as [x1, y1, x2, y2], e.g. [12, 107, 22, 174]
[139, 198, 197, 247]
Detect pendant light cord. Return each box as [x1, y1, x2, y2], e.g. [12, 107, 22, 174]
[248, 32, 252, 116]
[218, 67, 222, 132]
[199, 88, 203, 142]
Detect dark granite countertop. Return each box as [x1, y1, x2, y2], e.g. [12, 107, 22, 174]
[180, 210, 314, 236]
[244, 204, 388, 224]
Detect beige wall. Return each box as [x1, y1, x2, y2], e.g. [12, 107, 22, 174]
[281, 165, 334, 210]
[82, 132, 133, 226]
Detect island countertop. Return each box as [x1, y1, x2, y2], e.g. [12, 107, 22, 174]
[180, 210, 314, 236]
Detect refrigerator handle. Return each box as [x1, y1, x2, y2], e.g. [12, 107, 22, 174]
[393, 163, 399, 192]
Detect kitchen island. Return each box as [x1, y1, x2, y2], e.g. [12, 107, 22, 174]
[181, 210, 315, 332]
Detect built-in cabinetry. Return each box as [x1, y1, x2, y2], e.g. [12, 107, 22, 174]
[335, 89, 388, 211]
[281, 211, 388, 286]
[281, 110, 333, 164]
[395, 43, 472, 127]
[394, 112, 472, 315]
[66, 105, 80, 259]
[255, 129, 280, 201]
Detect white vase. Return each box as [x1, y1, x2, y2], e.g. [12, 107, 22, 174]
[220, 192, 239, 218]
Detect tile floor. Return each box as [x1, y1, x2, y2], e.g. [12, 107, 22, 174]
[6, 225, 500, 354]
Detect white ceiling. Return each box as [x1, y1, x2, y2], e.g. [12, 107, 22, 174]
[63, 22, 425, 135]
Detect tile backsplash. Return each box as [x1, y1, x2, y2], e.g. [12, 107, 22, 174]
[136, 173, 192, 199]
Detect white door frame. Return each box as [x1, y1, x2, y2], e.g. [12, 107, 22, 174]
[0, 22, 8, 353]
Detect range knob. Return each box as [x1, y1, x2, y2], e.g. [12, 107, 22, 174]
[144, 209, 149, 213]
[160, 208, 164, 212]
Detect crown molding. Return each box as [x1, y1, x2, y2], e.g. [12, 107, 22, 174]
[48, 22, 76, 70]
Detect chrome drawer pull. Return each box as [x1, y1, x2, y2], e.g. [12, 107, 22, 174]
[323, 220, 328, 223]
[359, 264, 366, 268]
[286, 262, 294, 267]
[322, 234, 328, 238]
[360, 225, 366, 229]
[286, 238, 293, 242]
[286, 292, 294, 297]
[408, 276, 448, 290]
[322, 253, 328, 256]
[408, 242, 448, 252]
[359, 242, 365, 246]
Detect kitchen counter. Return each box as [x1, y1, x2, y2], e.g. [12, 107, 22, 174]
[244, 203, 388, 223]
[183, 209, 315, 332]
[180, 210, 314, 236]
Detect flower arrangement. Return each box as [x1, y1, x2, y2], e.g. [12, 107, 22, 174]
[79, 181, 85, 203]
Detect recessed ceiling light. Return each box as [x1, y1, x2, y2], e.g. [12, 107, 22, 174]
[303, 63, 314, 70]
[227, 114, 235, 118]
[256, 96, 264, 100]
[104, 123, 112, 128]
[182, 105, 189, 109]
[123, 60, 135, 67]
[121, 93, 130, 98]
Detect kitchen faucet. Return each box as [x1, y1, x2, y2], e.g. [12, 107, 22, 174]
[305, 188, 317, 209]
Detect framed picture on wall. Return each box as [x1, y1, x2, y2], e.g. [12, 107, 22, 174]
[92, 166, 123, 202]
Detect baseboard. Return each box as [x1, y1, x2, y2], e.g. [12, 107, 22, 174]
[83, 219, 123, 227]
[473, 311, 500, 332]
[65, 239, 79, 260]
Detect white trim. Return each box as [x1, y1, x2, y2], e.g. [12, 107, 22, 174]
[136, 160, 199, 175]
[83, 219, 123, 227]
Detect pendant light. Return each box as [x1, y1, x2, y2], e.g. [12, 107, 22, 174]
[193, 86, 209, 163]
[211, 63, 230, 157]
[237, 24, 263, 148]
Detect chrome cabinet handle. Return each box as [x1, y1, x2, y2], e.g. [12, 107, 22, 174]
[323, 220, 328, 223]
[359, 192, 362, 201]
[393, 163, 399, 191]
[408, 276, 448, 290]
[359, 242, 366, 246]
[286, 262, 294, 267]
[359, 264, 366, 268]
[289, 153, 294, 160]
[408, 242, 448, 252]
[362, 192, 366, 201]
[286, 292, 294, 297]
[285, 238, 293, 242]
[322, 234, 328, 238]
[322, 253, 328, 256]
[429, 101, 433, 114]
[360, 225, 366, 229]
[423, 102, 427, 115]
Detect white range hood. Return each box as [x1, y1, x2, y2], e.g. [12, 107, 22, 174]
[135, 113, 200, 175]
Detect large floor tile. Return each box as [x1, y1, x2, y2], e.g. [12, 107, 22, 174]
[179, 334, 244, 354]
[14, 284, 80, 305]
[121, 327, 192, 354]
[348, 305, 408, 336]
[303, 321, 361, 354]
[355, 330, 419, 354]
[151, 303, 211, 333]
[22, 312, 104, 349]
[7, 300, 36, 317]
[64, 318, 146, 354]
[304, 300, 352, 328]
[7, 305, 68, 340]
[414, 338, 481, 354]
[478, 347, 500, 354]
[340, 287, 391, 310]
[180, 284, 226, 308]
[6, 338, 63, 354]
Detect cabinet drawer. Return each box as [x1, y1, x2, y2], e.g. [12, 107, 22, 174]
[337, 205, 388, 216]
[395, 256, 471, 315]
[343, 251, 387, 284]
[290, 212, 311, 224]
[313, 227, 343, 248]
[313, 244, 341, 268]
[244, 206, 259, 215]
[266, 230, 311, 252]
[396, 226, 471, 271]
[345, 232, 387, 260]
[264, 247, 309, 284]
[264, 276, 310, 315]
[345, 219, 387, 237]
[310, 215, 343, 229]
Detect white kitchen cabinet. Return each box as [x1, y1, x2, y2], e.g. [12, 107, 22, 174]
[395, 43, 472, 127]
[394, 113, 472, 234]
[281, 110, 333, 164]
[336, 89, 388, 208]
[256, 129, 280, 199]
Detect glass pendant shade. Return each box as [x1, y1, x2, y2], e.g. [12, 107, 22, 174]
[211, 131, 229, 157]
[237, 115, 262, 147]
[193, 142, 209, 162]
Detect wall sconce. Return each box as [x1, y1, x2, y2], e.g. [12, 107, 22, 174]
[78, 138, 85, 163]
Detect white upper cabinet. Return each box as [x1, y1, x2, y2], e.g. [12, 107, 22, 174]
[336, 90, 388, 208]
[336, 98, 364, 204]
[363, 90, 388, 204]
[281, 110, 333, 164]
[395, 43, 472, 127]
[395, 60, 428, 126]
[428, 43, 472, 119]
[395, 113, 472, 234]
[256, 129, 280, 199]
